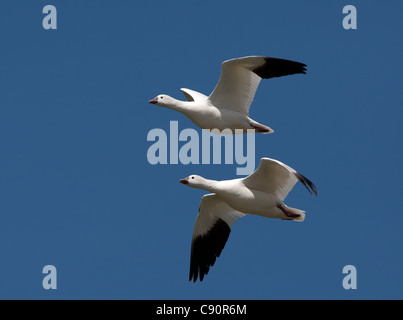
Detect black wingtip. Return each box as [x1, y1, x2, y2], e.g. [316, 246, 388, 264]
[253, 57, 307, 79]
[189, 219, 231, 283]
[295, 172, 318, 197]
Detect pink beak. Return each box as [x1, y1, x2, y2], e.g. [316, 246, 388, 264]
[149, 98, 158, 104]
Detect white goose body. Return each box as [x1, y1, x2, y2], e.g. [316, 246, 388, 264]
[149, 56, 307, 134]
[200, 178, 283, 219]
[153, 95, 256, 132]
[180, 157, 318, 282]
[187, 108, 254, 133]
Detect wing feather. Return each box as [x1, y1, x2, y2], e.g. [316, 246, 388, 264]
[242, 158, 317, 201]
[208, 56, 306, 116]
[180, 88, 208, 102]
[189, 194, 245, 282]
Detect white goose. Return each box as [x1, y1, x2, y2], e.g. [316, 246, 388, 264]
[149, 56, 306, 133]
[179, 157, 317, 282]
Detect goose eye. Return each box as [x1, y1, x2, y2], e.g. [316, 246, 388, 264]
[191, 177, 194, 179]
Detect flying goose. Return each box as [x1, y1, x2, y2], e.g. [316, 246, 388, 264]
[149, 56, 306, 133]
[179, 157, 317, 282]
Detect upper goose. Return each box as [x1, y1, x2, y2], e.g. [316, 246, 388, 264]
[149, 56, 306, 134]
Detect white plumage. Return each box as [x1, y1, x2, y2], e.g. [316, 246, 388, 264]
[180, 157, 317, 282]
[150, 56, 306, 133]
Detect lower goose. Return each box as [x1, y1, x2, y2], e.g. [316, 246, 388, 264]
[179, 157, 318, 282]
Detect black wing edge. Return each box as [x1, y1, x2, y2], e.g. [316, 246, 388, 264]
[295, 172, 318, 197]
[189, 218, 231, 283]
[253, 57, 307, 79]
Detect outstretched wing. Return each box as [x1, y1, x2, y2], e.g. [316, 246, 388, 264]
[189, 194, 245, 282]
[242, 158, 317, 201]
[208, 56, 306, 116]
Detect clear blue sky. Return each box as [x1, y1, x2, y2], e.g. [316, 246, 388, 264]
[0, 1, 402, 299]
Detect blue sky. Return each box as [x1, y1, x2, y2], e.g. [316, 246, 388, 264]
[0, 1, 402, 299]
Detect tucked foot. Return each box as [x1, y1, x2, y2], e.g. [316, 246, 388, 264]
[277, 203, 301, 219]
[249, 121, 274, 134]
